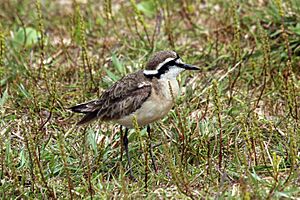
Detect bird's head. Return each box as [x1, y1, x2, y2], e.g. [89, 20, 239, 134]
[143, 50, 199, 79]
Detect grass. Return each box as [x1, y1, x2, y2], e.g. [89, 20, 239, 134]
[1, 0, 300, 199]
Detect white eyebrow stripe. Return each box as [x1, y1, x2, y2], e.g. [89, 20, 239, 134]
[143, 69, 159, 75]
[156, 57, 175, 70]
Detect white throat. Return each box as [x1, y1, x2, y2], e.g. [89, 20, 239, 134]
[160, 66, 184, 80]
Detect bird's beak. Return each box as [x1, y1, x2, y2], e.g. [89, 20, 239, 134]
[181, 63, 200, 70]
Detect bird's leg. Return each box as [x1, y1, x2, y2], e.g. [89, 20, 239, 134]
[123, 128, 135, 179]
[120, 125, 124, 162]
[147, 125, 158, 173]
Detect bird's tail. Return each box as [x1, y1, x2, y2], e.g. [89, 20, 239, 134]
[69, 101, 99, 125]
[75, 111, 98, 125]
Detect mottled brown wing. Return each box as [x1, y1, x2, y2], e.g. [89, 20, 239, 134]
[70, 71, 152, 125]
[97, 71, 152, 120]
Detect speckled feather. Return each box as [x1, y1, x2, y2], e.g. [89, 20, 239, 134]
[70, 70, 152, 125]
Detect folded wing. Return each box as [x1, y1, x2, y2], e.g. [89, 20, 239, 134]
[69, 71, 152, 125]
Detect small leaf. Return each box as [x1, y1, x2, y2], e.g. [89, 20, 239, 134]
[103, 68, 120, 82]
[12, 27, 40, 48]
[0, 88, 9, 108]
[289, 23, 300, 35]
[275, 191, 290, 198]
[137, 0, 156, 17]
[250, 170, 262, 181]
[18, 147, 26, 169]
[18, 84, 32, 99]
[111, 54, 125, 75]
[88, 129, 97, 155]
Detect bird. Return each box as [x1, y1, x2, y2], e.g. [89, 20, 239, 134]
[69, 50, 199, 178]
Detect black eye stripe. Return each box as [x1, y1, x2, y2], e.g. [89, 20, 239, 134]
[164, 60, 176, 66]
[157, 57, 181, 74]
[163, 57, 180, 67]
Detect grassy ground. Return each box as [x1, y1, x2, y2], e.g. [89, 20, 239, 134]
[1, 0, 300, 199]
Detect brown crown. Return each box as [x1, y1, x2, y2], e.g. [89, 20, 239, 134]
[145, 51, 177, 70]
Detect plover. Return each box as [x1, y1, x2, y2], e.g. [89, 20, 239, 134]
[70, 50, 199, 177]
